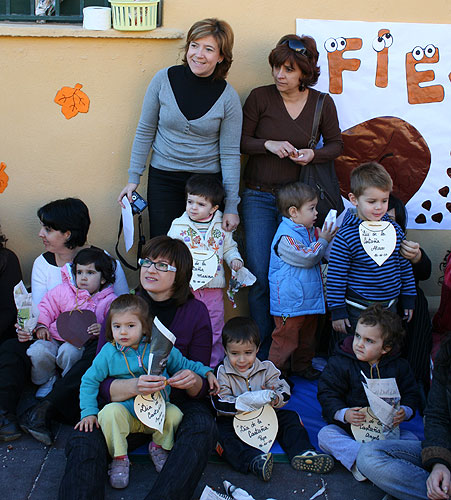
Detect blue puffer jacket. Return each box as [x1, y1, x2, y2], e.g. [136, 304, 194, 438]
[269, 217, 325, 317]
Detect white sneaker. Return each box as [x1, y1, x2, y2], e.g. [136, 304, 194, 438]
[199, 486, 233, 500]
[36, 376, 57, 399]
[351, 462, 367, 481]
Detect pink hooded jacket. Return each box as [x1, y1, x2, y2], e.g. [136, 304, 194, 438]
[37, 264, 117, 342]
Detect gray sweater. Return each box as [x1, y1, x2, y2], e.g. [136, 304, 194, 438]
[129, 68, 243, 214]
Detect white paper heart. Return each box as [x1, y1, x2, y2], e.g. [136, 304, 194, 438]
[134, 391, 166, 433]
[190, 249, 218, 291]
[351, 406, 386, 443]
[359, 221, 396, 266]
[233, 404, 278, 453]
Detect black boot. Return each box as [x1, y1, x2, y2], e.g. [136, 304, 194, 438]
[20, 400, 54, 446]
[0, 410, 22, 442]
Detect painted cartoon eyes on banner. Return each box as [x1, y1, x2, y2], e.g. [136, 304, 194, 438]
[372, 33, 393, 52]
[411, 44, 437, 61]
[324, 37, 347, 52]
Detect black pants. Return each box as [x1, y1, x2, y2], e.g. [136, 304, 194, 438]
[147, 166, 222, 238]
[58, 399, 217, 500]
[217, 409, 313, 473]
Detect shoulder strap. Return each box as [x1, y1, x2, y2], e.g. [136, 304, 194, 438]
[308, 92, 326, 150]
[115, 214, 146, 271]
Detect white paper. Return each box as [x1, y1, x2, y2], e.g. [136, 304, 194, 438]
[121, 196, 134, 252]
[235, 390, 276, 412]
[361, 371, 400, 427]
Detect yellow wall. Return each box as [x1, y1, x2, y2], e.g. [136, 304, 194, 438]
[1, 0, 449, 308]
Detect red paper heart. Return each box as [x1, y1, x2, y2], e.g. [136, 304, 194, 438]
[56, 310, 97, 348]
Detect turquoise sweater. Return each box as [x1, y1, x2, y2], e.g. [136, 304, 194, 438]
[80, 341, 211, 419]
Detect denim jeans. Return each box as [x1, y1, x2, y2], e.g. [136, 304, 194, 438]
[241, 189, 281, 359]
[356, 440, 428, 500]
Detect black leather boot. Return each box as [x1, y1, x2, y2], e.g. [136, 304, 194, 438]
[0, 410, 22, 442]
[20, 400, 54, 446]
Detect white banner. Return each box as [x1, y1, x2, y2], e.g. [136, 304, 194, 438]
[297, 19, 451, 229]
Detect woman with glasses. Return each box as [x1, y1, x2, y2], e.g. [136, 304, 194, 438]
[240, 34, 343, 361]
[59, 236, 216, 500]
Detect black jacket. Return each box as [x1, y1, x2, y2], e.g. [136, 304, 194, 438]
[317, 336, 419, 432]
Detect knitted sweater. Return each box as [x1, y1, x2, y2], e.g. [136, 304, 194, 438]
[129, 66, 242, 214]
[327, 209, 417, 321]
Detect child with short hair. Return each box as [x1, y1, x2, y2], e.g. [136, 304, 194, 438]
[317, 305, 419, 481]
[327, 162, 417, 336]
[27, 247, 117, 398]
[168, 174, 244, 367]
[213, 317, 334, 482]
[76, 294, 219, 489]
[268, 181, 336, 380]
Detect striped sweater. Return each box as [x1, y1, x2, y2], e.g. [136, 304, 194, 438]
[327, 209, 416, 320]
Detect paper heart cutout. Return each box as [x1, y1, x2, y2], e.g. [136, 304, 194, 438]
[56, 309, 97, 348]
[233, 404, 278, 453]
[190, 249, 218, 291]
[359, 220, 396, 266]
[351, 406, 386, 443]
[134, 391, 166, 433]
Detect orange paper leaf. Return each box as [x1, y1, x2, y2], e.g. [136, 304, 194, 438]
[54, 83, 90, 119]
[0, 162, 9, 193]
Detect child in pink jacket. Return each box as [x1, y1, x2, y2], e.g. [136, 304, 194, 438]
[27, 248, 117, 398]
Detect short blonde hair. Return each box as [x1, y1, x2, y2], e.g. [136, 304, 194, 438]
[276, 181, 317, 218]
[182, 18, 234, 80]
[350, 162, 393, 198]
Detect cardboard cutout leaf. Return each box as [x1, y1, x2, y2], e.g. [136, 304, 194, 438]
[0, 163, 9, 193]
[54, 83, 90, 119]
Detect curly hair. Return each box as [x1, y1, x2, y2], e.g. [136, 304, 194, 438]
[358, 304, 405, 350]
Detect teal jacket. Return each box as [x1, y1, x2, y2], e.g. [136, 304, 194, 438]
[80, 341, 211, 419]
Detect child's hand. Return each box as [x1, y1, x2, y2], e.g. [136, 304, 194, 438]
[16, 324, 33, 342]
[74, 415, 99, 432]
[404, 309, 414, 322]
[87, 323, 101, 336]
[35, 326, 50, 341]
[206, 372, 220, 395]
[270, 395, 280, 407]
[393, 407, 406, 427]
[230, 259, 243, 272]
[319, 222, 338, 242]
[332, 318, 351, 334]
[345, 407, 365, 425]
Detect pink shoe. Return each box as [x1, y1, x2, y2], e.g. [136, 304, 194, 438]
[108, 456, 129, 489]
[149, 442, 169, 472]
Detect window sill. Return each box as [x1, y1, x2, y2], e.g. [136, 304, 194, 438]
[0, 22, 183, 39]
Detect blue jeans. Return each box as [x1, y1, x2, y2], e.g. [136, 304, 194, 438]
[356, 440, 428, 500]
[241, 189, 281, 359]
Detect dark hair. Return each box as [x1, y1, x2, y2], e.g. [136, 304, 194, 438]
[72, 247, 116, 288]
[268, 34, 320, 90]
[388, 194, 407, 233]
[182, 18, 234, 80]
[358, 304, 405, 351]
[222, 316, 260, 349]
[185, 174, 225, 207]
[350, 162, 393, 198]
[37, 198, 90, 250]
[276, 181, 317, 217]
[105, 294, 152, 343]
[141, 236, 193, 306]
[0, 226, 8, 273]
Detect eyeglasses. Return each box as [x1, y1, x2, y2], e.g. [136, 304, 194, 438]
[138, 259, 177, 272]
[282, 38, 309, 57]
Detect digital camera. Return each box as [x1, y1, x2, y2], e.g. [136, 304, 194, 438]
[130, 191, 148, 215]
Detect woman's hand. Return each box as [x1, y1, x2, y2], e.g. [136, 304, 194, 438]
[117, 183, 139, 208]
[35, 326, 50, 341]
[16, 324, 33, 342]
[87, 323, 101, 336]
[318, 222, 338, 242]
[74, 415, 99, 433]
[426, 463, 450, 500]
[332, 318, 350, 334]
[167, 369, 199, 390]
[222, 213, 240, 232]
[230, 259, 243, 272]
[136, 374, 167, 396]
[400, 240, 422, 264]
[289, 148, 315, 165]
[206, 372, 220, 395]
[264, 140, 297, 158]
[344, 407, 365, 425]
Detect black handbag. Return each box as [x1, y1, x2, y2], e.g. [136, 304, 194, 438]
[299, 92, 344, 227]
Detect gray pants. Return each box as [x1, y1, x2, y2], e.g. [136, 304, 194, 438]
[27, 339, 84, 385]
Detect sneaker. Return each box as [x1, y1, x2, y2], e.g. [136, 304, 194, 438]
[36, 376, 57, 399]
[249, 452, 273, 481]
[351, 462, 367, 482]
[291, 450, 334, 473]
[148, 442, 169, 473]
[108, 456, 129, 489]
[199, 486, 233, 500]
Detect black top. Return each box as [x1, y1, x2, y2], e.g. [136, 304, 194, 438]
[168, 65, 226, 121]
[139, 291, 177, 329]
[0, 248, 22, 343]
